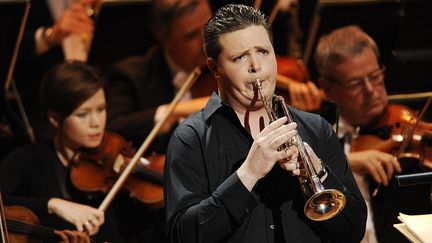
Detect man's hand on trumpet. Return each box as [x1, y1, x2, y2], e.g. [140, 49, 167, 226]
[237, 117, 299, 191]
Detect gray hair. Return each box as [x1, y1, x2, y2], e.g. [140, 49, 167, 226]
[314, 25, 379, 79]
[203, 4, 272, 61]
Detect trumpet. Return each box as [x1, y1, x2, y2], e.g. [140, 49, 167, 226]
[253, 79, 346, 221]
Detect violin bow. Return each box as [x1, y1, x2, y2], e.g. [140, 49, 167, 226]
[98, 67, 202, 212]
[254, 0, 297, 25]
[0, 192, 10, 243]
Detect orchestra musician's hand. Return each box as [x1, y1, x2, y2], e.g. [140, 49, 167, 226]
[54, 229, 91, 243]
[237, 117, 299, 191]
[155, 104, 182, 134]
[44, 1, 95, 46]
[48, 198, 104, 235]
[349, 150, 401, 186]
[288, 80, 324, 111]
[155, 97, 209, 134]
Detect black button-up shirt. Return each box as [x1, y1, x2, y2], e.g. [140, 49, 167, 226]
[165, 93, 366, 243]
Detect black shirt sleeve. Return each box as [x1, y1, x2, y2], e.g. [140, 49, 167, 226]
[0, 145, 52, 217]
[165, 124, 257, 243]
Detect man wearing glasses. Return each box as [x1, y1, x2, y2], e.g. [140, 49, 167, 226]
[315, 25, 402, 243]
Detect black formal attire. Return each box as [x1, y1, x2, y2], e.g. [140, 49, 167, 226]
[165, 93, 367, 243]
[107, 46, 174, 152]
[0, 143, 123, 242]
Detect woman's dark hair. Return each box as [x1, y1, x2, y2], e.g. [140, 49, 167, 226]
[204, 4, 272, 61]
[40, 61, 105, 121]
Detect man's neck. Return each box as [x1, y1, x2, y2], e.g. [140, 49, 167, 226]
[234, 107, 269, 139]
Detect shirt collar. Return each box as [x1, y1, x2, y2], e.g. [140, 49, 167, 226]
[203, 93, 284, 122]
[202, 92, 254, 142]
[337, 116, 360, 139]
[203, 92, 226, 121]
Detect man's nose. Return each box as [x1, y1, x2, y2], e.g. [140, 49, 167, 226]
[248, 54, 261, 73]
[363, 78, 374, 93]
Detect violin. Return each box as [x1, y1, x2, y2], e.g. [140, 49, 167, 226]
[70, 132, 165, 208]
[1, 189, 85, 243]
[89, 67, 202, 213]
[275, 56, 310, 102]
[351, 103, 432, 172]
[4, 206, 58, 243]
[277, 56, 310, 83]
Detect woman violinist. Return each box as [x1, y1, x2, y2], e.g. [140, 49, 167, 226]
[0, 62, 164, 242]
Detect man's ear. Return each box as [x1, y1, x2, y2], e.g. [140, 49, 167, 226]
[47, 111, 60, 129]
[207, 58, 219, 79]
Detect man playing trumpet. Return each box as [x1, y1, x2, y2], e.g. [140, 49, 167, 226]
[164, 4, 366, 243]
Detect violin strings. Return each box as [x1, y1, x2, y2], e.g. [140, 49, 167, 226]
[6, 219, 57, 239]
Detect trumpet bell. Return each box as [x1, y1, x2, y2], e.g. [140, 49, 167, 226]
[253, 78, 347, 222]
[304, 189, 346, 221]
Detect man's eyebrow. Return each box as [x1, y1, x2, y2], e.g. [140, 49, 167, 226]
[228, 49, 248, 58]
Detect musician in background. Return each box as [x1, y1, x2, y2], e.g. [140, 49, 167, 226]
[12, 0, 98, 144]
[30, 0, 97, 62]
[315, 25, 427, 242]
[1, 62, 166, 242]
[106, 0, 213, 151]
[1, 61, 118, 242]
[164, 4, 366, 242]
[107, 0, 324, 151]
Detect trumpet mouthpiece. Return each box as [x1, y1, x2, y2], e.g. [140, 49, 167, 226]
[253, 78, 263, 89]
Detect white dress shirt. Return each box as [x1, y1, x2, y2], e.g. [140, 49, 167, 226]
[337, 117, 379, 243]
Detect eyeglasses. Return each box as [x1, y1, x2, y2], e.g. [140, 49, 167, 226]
[331, 66, 386, 92]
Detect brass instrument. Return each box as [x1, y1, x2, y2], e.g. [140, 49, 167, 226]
[253, 79, 346, 221]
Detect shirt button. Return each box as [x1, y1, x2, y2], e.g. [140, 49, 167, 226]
[269, 225, 274, 230]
